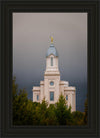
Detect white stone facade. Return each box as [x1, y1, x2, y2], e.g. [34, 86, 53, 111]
[32, 38, 76, 112]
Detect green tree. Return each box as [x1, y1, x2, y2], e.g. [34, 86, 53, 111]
[32, 98, 48, 125]
[55, 94, 73, 125]
[46, 104, 58, 125]
[72, 111, 85, 125]
[12, 76, 34, 125]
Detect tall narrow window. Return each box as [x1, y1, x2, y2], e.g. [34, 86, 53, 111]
[51, 57, 53, 66]
[66, 95, 68, 100]
[37, 95, 39, 101]
[50, 92, 54, 101]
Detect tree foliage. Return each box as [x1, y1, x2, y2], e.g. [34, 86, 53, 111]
[55, 94, 72, 125]
[12, 77, 88, 126]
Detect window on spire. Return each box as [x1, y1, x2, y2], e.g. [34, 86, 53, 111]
[51, 57, 53, 66]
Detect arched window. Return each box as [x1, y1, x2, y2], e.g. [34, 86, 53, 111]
[66, 95, 68, 100]
[51, 57, 53, 66]
[50, 92, 54, 101]
[37, 95, 39, 101]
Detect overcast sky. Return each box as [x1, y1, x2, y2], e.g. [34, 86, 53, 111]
[13, 13, 87, 112]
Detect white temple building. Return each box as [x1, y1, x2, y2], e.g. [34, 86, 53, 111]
[32, 37, 76, 112]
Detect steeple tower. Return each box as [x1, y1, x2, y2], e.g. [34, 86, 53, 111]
[43, 37, 60, 103]
[45, 37, 60, 75]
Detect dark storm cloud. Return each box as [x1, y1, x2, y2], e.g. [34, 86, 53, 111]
[13, 13, 87, 111]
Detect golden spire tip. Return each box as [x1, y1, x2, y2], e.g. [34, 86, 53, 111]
[51, 36, 53, 43]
